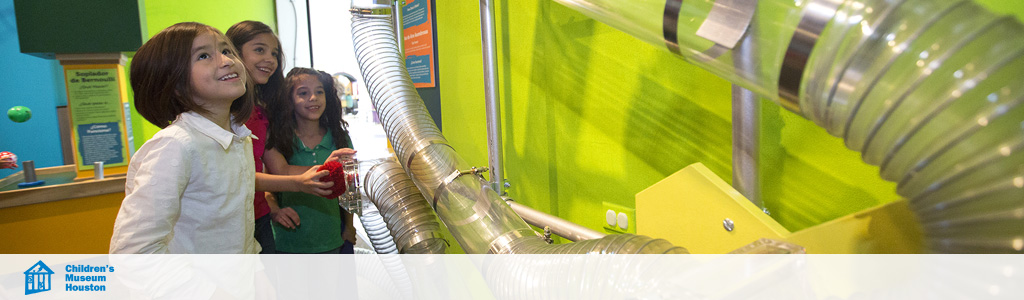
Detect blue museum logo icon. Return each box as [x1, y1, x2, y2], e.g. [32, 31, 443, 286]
[24, 260, 54, 295]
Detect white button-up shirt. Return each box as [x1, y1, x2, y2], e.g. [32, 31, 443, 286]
[110, 111, 260, 254]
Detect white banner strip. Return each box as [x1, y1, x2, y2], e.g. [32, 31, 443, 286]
[1, 254, 1021, 299]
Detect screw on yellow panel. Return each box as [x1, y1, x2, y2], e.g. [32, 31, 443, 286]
[636, 163, 789, 254]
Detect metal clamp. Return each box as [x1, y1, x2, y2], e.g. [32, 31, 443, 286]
[696, 0, 758, 50]
[431, 166, 490, 210]
[405, 140, 451, 171]
[461, 166, 489, 176]
[778, 0, 844, 113]
[665, 0, 757, 61]
[350, 7, 392, 16]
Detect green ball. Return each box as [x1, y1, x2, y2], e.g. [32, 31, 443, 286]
[7, 106, 31, 123]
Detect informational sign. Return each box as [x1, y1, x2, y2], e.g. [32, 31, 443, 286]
[64, 65, 131, 172]
[402, 0, 436, 88]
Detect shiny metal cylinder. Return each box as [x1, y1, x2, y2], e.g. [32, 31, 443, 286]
[22, 160, 37, 183]
[481, 0, 505, 193]
[505, 199, 607, 242]
[93, 161, 105, 180]
[392, 0, 403, 54]
[731, 11, 761, 206]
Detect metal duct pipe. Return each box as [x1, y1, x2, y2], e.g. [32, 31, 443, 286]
[391, 0, 403, 55]
[481, 0, 505, 193]
[555, 0, 1024, 253]
[363, 158, 448, 254]
[351, 4, 687, 254]
[504, 198, 607, 242]
[731, 8, 761, 207]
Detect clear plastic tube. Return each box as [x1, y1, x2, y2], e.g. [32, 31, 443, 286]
[358, 201, 399, 254]
[351, 6, 688, 254]
[363, 158, 448, 254]
[556, 0, 1024, 253]
[553, 0, 802, 102]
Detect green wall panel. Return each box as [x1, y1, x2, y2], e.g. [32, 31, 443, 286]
[129, 0, 278, 149]
[434, 0, 1024, 235]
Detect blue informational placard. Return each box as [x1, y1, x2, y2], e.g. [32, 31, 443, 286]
[402, 1, 428, 29]
[406, 54, 432, 85]
[402, 0, 436, 88]
[76, 122, 124, 166]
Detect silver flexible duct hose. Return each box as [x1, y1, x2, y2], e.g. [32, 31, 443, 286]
[797, 0, 1024, 253]
[358, 200, 399, 254]
[351, 6, 687, 254]
[554, 0, 1024, 253]
[363, 158, 448, 254]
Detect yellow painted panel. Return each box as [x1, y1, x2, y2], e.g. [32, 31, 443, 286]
[637, 163, 924, 254]
[0, 193, 123, 254]
[786, 200, 924, 254]
[636, 163, 790, 253]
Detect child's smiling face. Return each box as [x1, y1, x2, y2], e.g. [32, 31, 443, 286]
[291, 74, 326, 122]
[240, 33, 280, 85]
[189, 31, 246, 108]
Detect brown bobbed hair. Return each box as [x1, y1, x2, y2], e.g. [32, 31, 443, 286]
[266, 67, 351, 159]
[226, 20, 285, 108]
[130, 22, 254, 128]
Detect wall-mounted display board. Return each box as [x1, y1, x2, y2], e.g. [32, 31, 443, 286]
[402, 0, 442, 129]
[402, 0, 437, 88]
[62, 61, 132, 178]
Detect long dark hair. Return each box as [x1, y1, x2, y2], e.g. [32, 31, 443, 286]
[226, 20, 284, 107]
[266, 67, 350, 159]
[131, 22, 253, 128]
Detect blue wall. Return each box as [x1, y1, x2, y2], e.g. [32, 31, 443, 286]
[0, 0, 66, 178]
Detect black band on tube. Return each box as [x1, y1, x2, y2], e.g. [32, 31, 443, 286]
[663, 0, 683, 55]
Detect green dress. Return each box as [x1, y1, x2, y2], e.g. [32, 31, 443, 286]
[272, 129, 352, 253]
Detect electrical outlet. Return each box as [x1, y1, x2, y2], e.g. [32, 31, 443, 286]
[602, 202, 636, 234]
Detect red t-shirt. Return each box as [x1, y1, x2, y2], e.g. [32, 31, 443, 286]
[246, 106, 271, 219]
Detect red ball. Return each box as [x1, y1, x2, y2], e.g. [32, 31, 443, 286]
[317, 161, 348, 199]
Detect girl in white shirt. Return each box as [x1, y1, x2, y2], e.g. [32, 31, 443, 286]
[110, 22, 260, 254]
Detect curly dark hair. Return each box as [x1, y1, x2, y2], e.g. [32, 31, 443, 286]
[131, 22, 254, 128]
[226, 20, 285, 108]
[266, 67, 350, 159]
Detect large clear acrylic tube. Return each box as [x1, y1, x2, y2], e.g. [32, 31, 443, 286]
[351, 4, 687, 254]
[557, 0, 1024, 253]
[554, 0, 802, 108]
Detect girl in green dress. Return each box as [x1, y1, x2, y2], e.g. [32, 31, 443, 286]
[263, 67, 355, 253]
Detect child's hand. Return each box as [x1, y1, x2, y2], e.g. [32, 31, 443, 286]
[272, 207, 301, 229]
[326, 148, 357, 163]
[298, 166, 333, 196]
